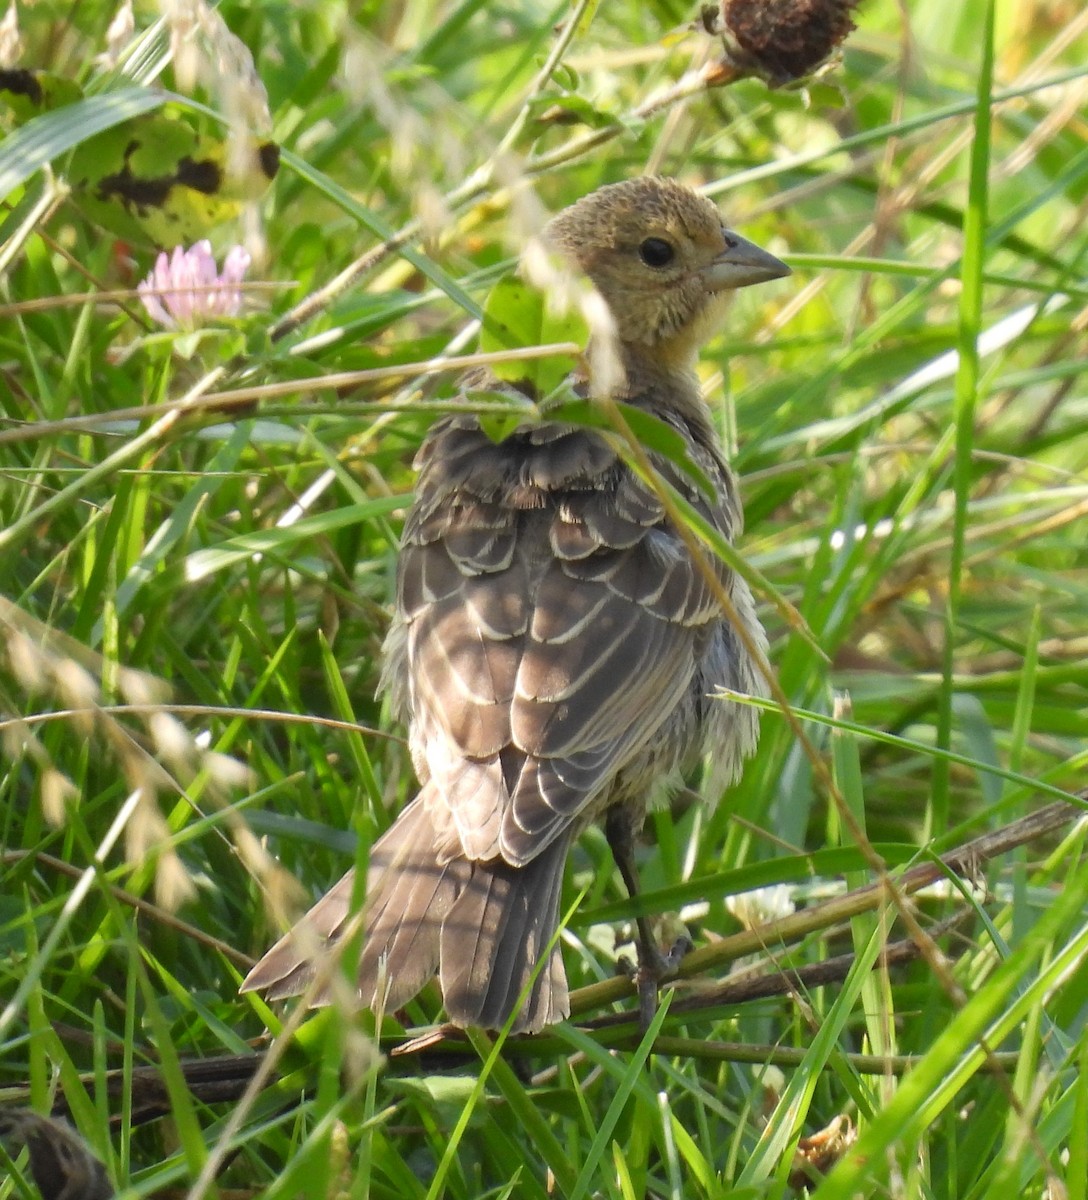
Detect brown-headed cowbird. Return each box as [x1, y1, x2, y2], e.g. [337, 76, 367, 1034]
[242, 177, 789, 1032]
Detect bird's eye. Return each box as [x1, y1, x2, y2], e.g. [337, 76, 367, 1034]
[638, 237, 675, 268]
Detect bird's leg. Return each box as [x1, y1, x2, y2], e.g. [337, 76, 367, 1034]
[604, 807, 692, 1029]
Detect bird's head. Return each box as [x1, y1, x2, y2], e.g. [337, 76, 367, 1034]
[545, 177, 789, 374]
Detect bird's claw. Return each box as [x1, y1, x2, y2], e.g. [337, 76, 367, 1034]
[616, 931, 693, 1030]
[658, 932, 694, 972]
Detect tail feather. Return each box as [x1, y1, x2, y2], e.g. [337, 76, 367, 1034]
[353, 805, 467, 1013]
[242, 792, 569, 1032]
[440, 831, 571, 1031]
[240, 866, 359, 1000]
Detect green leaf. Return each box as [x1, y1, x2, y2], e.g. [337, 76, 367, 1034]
[67, 107, 279, 247]
[478, 274, 587, 399]
[384, 1075, 481, 1118]
[478, 410, 528, 444]
[544, 396, 718, 501]
[0, 86, 164, 204]
[0, 67, 83, 122]
[802, 80, 848, 110]
[182, 495, 410, 581]
[526, 93, 618, 130]
[0, 80, 278, 246]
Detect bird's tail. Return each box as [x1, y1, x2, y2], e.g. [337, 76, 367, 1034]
[241, 792, 570, 1033]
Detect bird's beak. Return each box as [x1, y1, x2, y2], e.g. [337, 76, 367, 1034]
[704, 231, 791, 291]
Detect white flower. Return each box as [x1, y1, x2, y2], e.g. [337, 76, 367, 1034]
[725, 883, 796, 930]
[138, 240, 250, 330]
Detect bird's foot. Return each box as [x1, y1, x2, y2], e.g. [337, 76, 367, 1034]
[616, 923, 693, 1030]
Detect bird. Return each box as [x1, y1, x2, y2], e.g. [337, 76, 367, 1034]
[241, 176, 789, 1033]
[0, 1109, 114, 1200]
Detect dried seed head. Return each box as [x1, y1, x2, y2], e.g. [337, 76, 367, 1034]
[148, 711, 195, 771]
[715, 0, 861, 86]
[161, 0, 271, 132]
[0, 2, 23, 69]
[154, 851, 197, 910]
[40, 768, 77, 827]
[1, 717, 36, 762]
[203, 750, 253, 790]
[52, 659, 99, 728]
[102, 0, 135, 68]
[6, 629, 47, 694]
[125, 786, 197, 909]
[118, 666, 171, 707]
[520, 230, 622, 396]
[581, 287, 622, 396]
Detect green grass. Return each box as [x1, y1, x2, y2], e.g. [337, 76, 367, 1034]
[2, 1, 1087, 1198]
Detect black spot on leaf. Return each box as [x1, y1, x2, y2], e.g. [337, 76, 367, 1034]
[0, 68, 43, 106]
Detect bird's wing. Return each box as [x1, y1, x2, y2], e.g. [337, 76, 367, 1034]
[397, 413, 735, 867]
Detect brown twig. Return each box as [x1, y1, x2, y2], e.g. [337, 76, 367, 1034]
[268, 61, 745, 344]
[583, 909, 974, 1030]
[0, 346, 574, 448]
[5, 800, 1076, 1131]
[10, 800, 1076, 1086]
[2, 850, 254, 968]
[568, 798, 1084, 1015]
